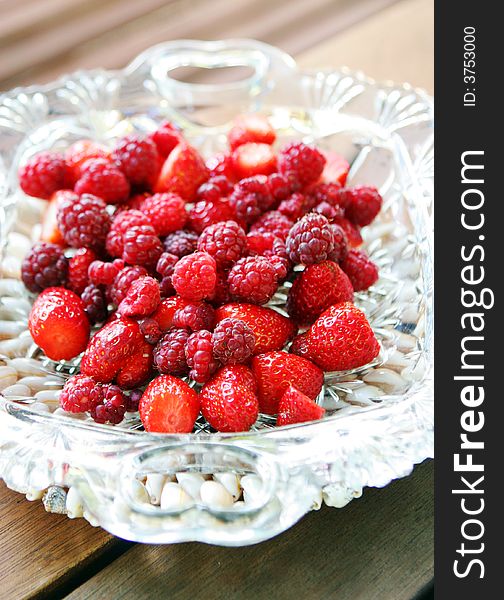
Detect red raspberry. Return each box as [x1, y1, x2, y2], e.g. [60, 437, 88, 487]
[65, 140, 110, 184]
[307, 182, 346, 208]
[333, 216, 363, 248]
[314, 201, 344, 220]
[328, 223, 349, 262]
[122, 225, 163, 268]
[155, 252, 178, 297]
[277, 142, 325, 187]
[60, 374, 103, 413]
[212, 318, 255, 365]
[343, 186, 383, 226]
[151, 120, 183, 157]
[227, 256, 278, 305]
[88, 260, 120, 286]
[197, 220, 247, 268]
[81, 284, 108, 324]
[140, 192, 187, 236]
[21, 242, 68, 293]
[246, 232, 289, 279]
[18, 152, 67, 199]
[153, 327, 190, 375]
[196, 176, 233, 202]
[74, 158, 130, 204]
[112, 134, 160, 188]
[249, 210, 293, 241]
[163, 229, 199, 257]
[118, 276, 160, 317]
[108, 265, 148, 305]
[276, 385, 325, 426]
[57, 193, 111, 253]
[138, 317, 162, 344]
[106, 210, 150, 258]
[173, 302, 216, 331]
[277, 192, 306, 221]
[268, 173, 295, 201]
[187, 197, 236, 234]
[227, 114, 276, 150]
[341, 249, 379, 291]
[209, 269, 231, 306]
[229, 176, 274, 224]
[67, 248, 97, 295]
[206, 152, 237, 181]
[172, 252, 217, 302]
[90, 384, 126, 424]
[125, 389, 142, 412]
[285, 213, 335, 265]
[118, 193, 150, 212]
[185, 330, 219, 383]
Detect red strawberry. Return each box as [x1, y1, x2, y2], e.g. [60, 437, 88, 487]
[292, 302, 379, 372]
[320, 151, 350, 186]
[215, 303, 296, 354]
[251, 351, 324, 415]
[139, 374, 200, 433]
[277, 385, 325, 426]
[80, 316, 151, 387]
[287, 261, 354, 325]
[200, 365, 259, 432]
[210, 364, 258, 393]
[40, 190, 76, 245]
[151, 120, 184, 157]
[228, 114, 276, 150]
[232, 143, 276, 178]
[151, 296, 190, 331]
[28, 287, 90, 361]
[155, 144, 209, 201]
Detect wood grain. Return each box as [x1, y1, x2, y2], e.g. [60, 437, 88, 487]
[65, 461, 433, 600]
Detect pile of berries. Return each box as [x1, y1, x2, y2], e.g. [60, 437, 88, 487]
[20, 114, 382, 433]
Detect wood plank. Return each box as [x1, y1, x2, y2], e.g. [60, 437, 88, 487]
[0, 481, 127, 600]
[65, 461, 433, 600]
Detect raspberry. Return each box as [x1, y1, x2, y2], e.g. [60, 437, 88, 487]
[285, 213, 336, 265]
[153, 327, 190, 375]
[88, 260, 120, 286]
[212, 318, 255, 365]
[307, 182, 346, 208]
[60, 374, 103, 413]
[122, 225, 163, 268]
[140, 193, 187, 236]
[343, 186, 383, 226]
[108, 265, 148, 305]
[277, 192, 306, 221]
[188, 198, 236, 234]
[65, 140, 110, 184]
[138, 317, 162, 344]
[156, 252, 178, 277]
[67, 248, 97, 295]
[21, 242, 68, 293]
[112, 134, 160, 188]
[185, 330, 219, 383]
[173, 302, 216, 331]
[125, 388, 142, 412]
[119, 193, 150, 212]
[197, 220, 247, 268]
[333, 216, 363, 248]
[106, 210, 150, 258]
[249, 210, 293, 241]
[163, 229, 199, 257]
[90, 384, 126, 424]
[172, 252, 217, 302]
[18, 152, 67, 199]
[229, 176, 274, 224]
[268, 173, 295, 201]
[81, 284, 108, 324]
[74, 158, 130, 204]
[341, 249, 379, 291]
[118, 276, 161, 317]
[227, 256, 278, 305]
[206, 152, 237, 181]
[151, 120, 182, 157]
[196, 176, 233, 202]
[277, 142, 326, 187]
[246, 232, 289, 268]
[328, 223, 348, 262]
[57, 193, 111, 253]
[209, 269, 231, 306]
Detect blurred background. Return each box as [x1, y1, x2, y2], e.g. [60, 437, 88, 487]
[0, 0, 433, 92]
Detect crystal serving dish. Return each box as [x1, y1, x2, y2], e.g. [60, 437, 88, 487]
[0, 39, 433, 545]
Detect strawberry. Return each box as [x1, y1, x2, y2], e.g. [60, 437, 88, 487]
[210, 363, 258, 393]
[139, 374, 200, 433]
[251, 351, 324, 415]
[215, 303, 296, 355]
[232, 143, 276, 178]
[28, 287, 90, 361]
[200, 365, 259, 432]
[320, 151, 350, 187]
[287, 261, 354, 325]
[151, 120, 184, 157]
[277, 385, 325, 426]
[155, 144, 209, 201]
[151, 296, 190, 331]
[80, 316, 151, 388]
[227, 114, 276, 150]
[291, 302, 380, 372]
[40, 190, 76, 245]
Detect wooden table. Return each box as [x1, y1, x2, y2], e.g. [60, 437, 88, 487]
[0, 0, 433, 598]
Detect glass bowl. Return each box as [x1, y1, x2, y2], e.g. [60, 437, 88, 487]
[0, 39, 433, 545]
